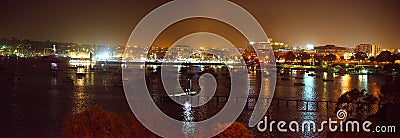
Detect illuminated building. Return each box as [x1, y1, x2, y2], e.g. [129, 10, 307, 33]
[356, 44, 381, 57]
[169, 45, 193, 59]
[149, 45, 168, 59]
[69, 52, 95, 68]
[70, 52, 91, 59]
[268, 38, 288, 51]
[343, 52, 353, 60]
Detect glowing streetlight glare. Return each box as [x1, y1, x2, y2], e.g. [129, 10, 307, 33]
[306, 44, 314, 50]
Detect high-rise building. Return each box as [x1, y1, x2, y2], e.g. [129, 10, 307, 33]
[395, 49, 400, 54]
[356, 44, 381, 57]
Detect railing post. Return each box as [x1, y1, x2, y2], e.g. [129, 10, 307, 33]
[277, 99, 280, 107]
[306, 101, 308, 111]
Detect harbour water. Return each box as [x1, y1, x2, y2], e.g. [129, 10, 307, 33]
[0, 58, 386, 137]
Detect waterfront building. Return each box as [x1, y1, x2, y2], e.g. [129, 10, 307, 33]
[356, 44, 381, 57]
[268, 38, 289, 52]
[395, 49, 400, 54]
[69, 51, 95, 68]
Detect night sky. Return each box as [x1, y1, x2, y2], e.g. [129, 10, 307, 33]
[0, 0, 399, 49]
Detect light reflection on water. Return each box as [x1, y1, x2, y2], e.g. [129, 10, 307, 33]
[340, 74, 352, 95]
[71, 72, 95, 114]
[182, 101, 195, 137]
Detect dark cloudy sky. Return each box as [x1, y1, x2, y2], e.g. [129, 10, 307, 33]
[0, 0, 399, 49]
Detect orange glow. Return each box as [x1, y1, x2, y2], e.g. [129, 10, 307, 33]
[70, 52, 90, 59]
[340, 74, 351, 95]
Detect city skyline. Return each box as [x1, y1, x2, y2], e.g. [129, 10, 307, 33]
[0, 0, 399, 49]
[1, 1, 399, 137]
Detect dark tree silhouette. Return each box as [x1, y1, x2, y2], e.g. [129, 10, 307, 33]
[335, 89, 379, 120]
[298, 52, 311, 66]
[354, 52, 368, 61]
[324, 54, 337, 62]
[376, 51, 393, 63]
[285, 51, 296, 62]
[369, 56, 375, 62]
[10, 37, 20, 45]
[389, 54, 397, 64]
[330, 77, 400, 137]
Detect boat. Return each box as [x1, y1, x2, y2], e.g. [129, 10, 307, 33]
[51, 63, 59, 70]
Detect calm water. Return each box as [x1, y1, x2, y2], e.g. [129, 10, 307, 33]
[0, 58, 386, 137]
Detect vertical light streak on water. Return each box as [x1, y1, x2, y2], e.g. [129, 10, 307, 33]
[358, 75, 368, 90]
[73, 76, 86, 114]
[182, 101, 195, 137]
[48, 76, 60, 135]
[340, 74, 352, 95]
[300, 73, 318, 137]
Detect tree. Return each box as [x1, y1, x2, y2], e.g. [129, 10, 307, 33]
[335, 89, 379, 120]
[330, 77, 400, 138]
[285, 51, 296, 62]
[314, 55, 323, 66]
[376, 51, 392, 63]
[389, 54, 397, 64]
[298, 52, 311, 66]
[354, 52, 368, 61]
[369, 56, 375, 62]
[10, 37, 20, 45]
[324, 54, 337, 62]
[22, 39, 31, 46]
